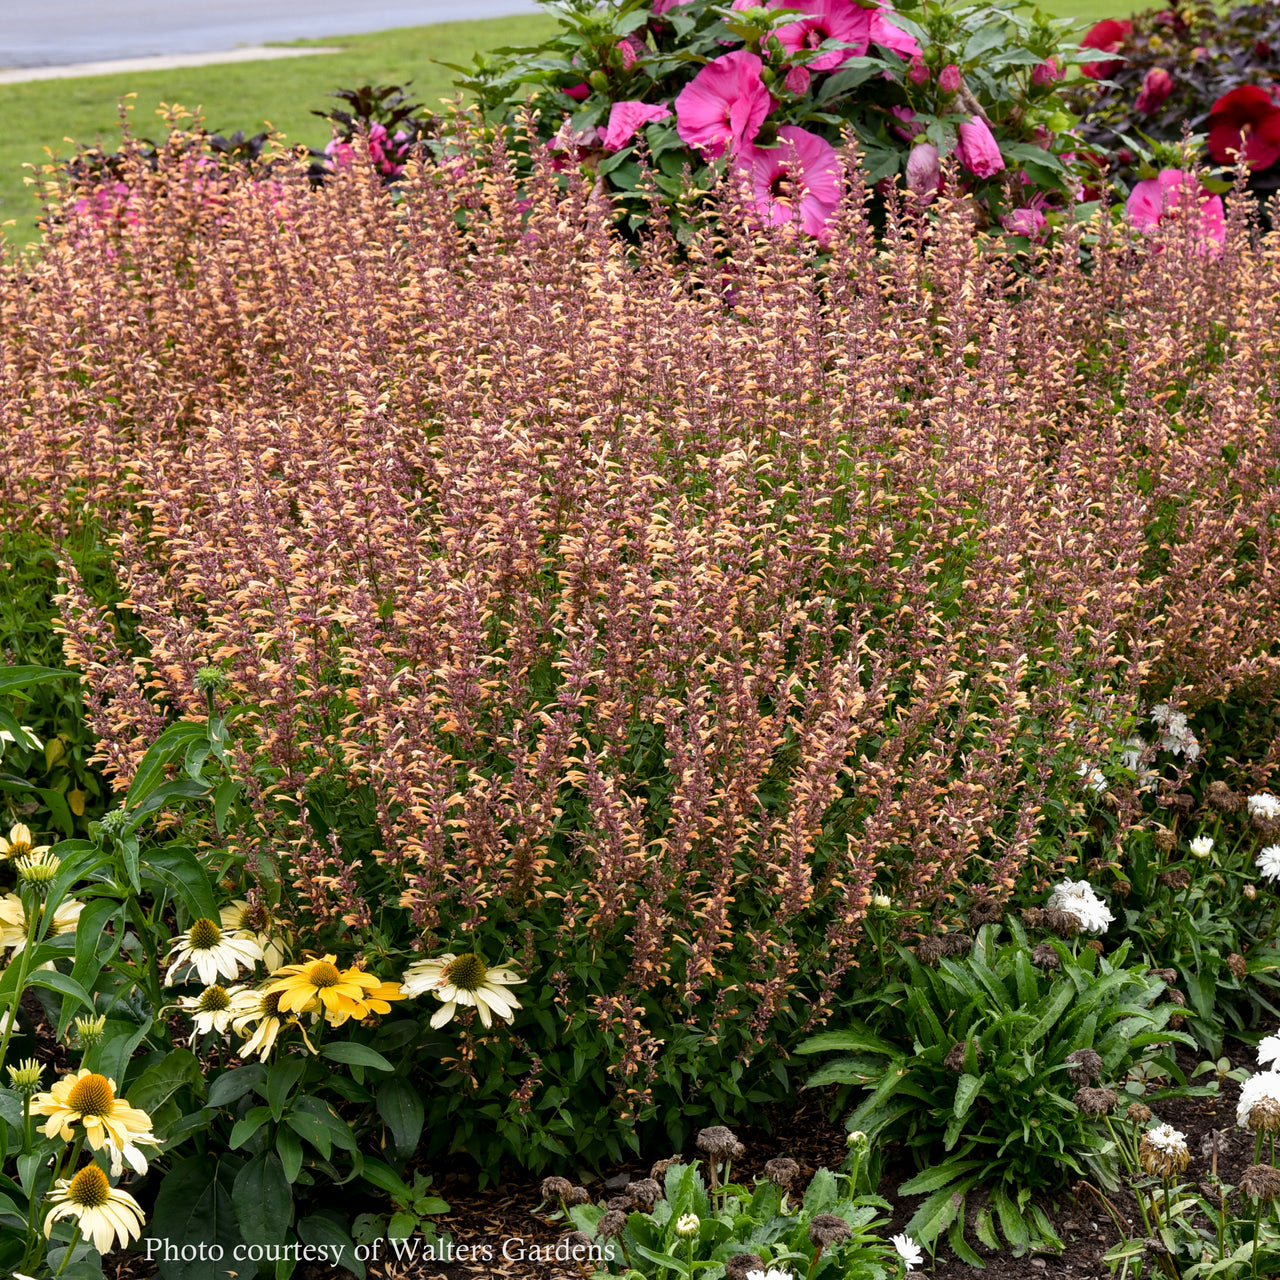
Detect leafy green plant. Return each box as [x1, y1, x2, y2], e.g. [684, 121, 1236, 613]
[798, 924, 1194, 1260]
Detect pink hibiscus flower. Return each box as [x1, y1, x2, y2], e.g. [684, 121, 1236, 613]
[953, 116, 1004, 179]
[675, 50, 774, 158]
[600, 100, 672, 151]
[734, 125, 843, 239]
[868, 7, 921, 59]
[772, 0, 878, 71]
[1125, 168, 1226, 250]
[905, 142, 942, 201]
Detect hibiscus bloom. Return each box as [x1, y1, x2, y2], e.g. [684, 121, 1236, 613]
[953, 116, 1004, 179]
[905, 142, 942, 201]
[772, 0, 877, 71]
[1080, 18, 1132, 80]
[1001, 205, 1048, 236]
[1207, 84, 1280, 170]
[734, 125, 843, 239]
[675, 50, 774, 158]
[1135, 67, 1174, 113]
[600, 100, 672, 151]
[1126, 168, 1226, 251]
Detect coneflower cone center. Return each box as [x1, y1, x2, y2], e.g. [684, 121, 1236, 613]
[309, 962, 342, 988]
[244, 903, 272, 932]
[262, 989, 283, 1015]
[67, 1163, 111, 1207]
[444, 953, 487, 991]
[200, 985, 231, 1011]
[66, 1073, 115, 1117]
[189, 918, 222, 949]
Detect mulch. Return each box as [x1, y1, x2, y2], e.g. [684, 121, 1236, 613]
[90, 1027, 1271, 1280]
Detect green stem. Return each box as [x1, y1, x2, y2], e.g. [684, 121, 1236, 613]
[53, 1224, 81, 1278]
[0, 897, 43, 1074]
[124, 896, 166, 1018]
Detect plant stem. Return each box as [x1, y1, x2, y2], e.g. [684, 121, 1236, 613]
[0, 897, 43, 1074]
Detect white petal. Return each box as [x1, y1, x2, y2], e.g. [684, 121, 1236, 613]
[429, 1001, 457, 1029]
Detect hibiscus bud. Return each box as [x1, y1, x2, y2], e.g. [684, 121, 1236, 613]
[939, 63, 962, 94]
[1135, 67, 1174, 113]
[784, 65, 811, 95]
[588, 70, 609, 93]
[908, 55, 930, 85]
[616, 39, 636, 71]
[905, 142, 942, 201]
[760, 65, 777, 85]
[1031, 58, 1064, 85]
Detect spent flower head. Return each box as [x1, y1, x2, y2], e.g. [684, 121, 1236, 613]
[1139, 1123, 1190, 1177]
[1239, 1071, 1280, 1133]
[1045, 880, 1114, 934]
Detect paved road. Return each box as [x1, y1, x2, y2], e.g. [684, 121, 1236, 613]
[1, 1, 542, 69]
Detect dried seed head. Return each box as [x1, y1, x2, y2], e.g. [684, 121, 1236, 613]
[915, 936, 947, 966]
[941, 933, 974, 957]
[1247, 1098, 1280, 1135]
[1165, 989, 1186, 1007]
[1031, 942, 1060, 969]
[1020, 907, 1045, 928]
[1084, 939, 1104, 955]
[1139, 1124, 1190, 1177]
[1153, 829, 1176, 853]
[605, 1195, 631, 1211]
[1075, 1087, 1118, 1117]
[1044, 909, 1081, 939]
[650, 1156, 682, 1182]
[724, 1255, 766, 1280]
[808, 1213, 853, 1248]
[764, 1157, 800, 1187]
[695, 1125, 741, 1161]
[1244, 883, 1259, 900]
[1228, 953, 1247, 981]
[944, 1039, 981, 1073]
[627, 1178, 662, 1210]
[1066, 1048, 1104, 1085]
[967, 897, 1003, 927]
[1160, 868, 1191, 890]
[559, 1231, 594, 1258]
[540, 1176, 573, 1201]
[1143, 1236, 1172, 1258]
[1206, 781, 1242, 813]
[596, 1210, 629, 1241]
[1148, 968, 1179, 984]
[1128, 1104, 1153, 1125]
[564, 1185, 592, 1207]
[1239, 1164, 1280, 1203]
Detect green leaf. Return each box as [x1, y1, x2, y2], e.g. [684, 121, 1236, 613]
[954, 1072, 985, 1119]
[898, 1160, 986, 1196]
[949, 1208, 985, 1267]
[87, 1017, 151, 1084]
[208, 1064, 268, 1109]
[796, 1026, 897, 1057]
[322, 1042, 394, 1072]
[991, 1184, 1031, 1254]
[297, 1214, 364, 1280]
[130, 1049, 206, 1115]
[802, 1167, 838, 1214]
[267, 1057, 306, 1121]
[143, 845, 220, 921]
[359, 1157, 413, 1201]
[233, 1152, 293, 1246]
[214, 780, 240, 833]
[125, 721, 210, 812]
[151, 1156, 245, 1280]
[276, 1126, 304, 1182]
[377, 1077, 424, 1155]
[962, 22, 1010, 62]
[230, 1106, 273, 1150]
[0, 666, 75, 696]
[290, 1095, 358, 1152]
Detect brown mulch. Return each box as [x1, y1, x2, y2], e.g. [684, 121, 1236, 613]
[96, 1030, 1271, 1280]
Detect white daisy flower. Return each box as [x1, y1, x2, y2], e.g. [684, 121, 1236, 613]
[164, 918, 262, 987]
[1076, 762, 1107, 793]
[1046, 880, 1115, 934]
[893, 1234, 925, 1272]
[1257, 1033, 1280, 1070]
[177, 984, 243, 1042]
[1257, 846, 1280, 883]
[1238, 1070, 1280, 1130]
[1249, 793, 1280, 822]
[1121, 736, 1148, 770]
[1189, 836, 1214, 859]
[1151, 705, 1200, 758]
[744, 1270, 793, 1280]
[401, 952, 523, 1030]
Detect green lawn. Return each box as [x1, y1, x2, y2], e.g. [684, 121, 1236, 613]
[1, 15, 558, 248]
[3, 2, 1136, 250]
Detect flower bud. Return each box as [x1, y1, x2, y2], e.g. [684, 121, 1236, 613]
[938, 64, 962, 94]
[783, 65, 811, 95]
[846, 1129, 868, 1150]
[907, 55, 930, 85]
[7, 1058, 42, 1096]
[675, 1213, 700, 1238]
[588, 70, 609, 93]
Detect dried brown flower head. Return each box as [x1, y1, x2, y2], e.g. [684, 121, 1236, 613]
[724, 1255, 766, 1280]
[1244, 883, 1259, 901]
[1139, 1125, 1191, 1178]
[541, 1176, 573, 1202]
[1066, 1048, 1104, 1086]
[944, 1039, 982, 1073]
[808, 1213, 854, 1248]
[1228, 953, 1247, 981]
[1074, 1087, 1118, 1117]
[941, 933, 974, 957]
[1084, 939, 1104, 955]
[560, 1231, 594, 1258]
[1147, 968, 1178, 984]
[764, 1157, 800, 1187]
[1020, 907, 1045, 929]
[1153, 829, 1176, 853]
[696, 1126, 741, 1161]
[607, 1195, 633, 1212]
[916, 936, 947, 967]
[1247, 1098, 1280, 1135]
[1128, 1104, 1153, 1125]
[596, 1210, 629, 1241]
[650, 1156, 682, 1182]
[1160, 868, 1191, 890]
[1031, 942, 1061, 969]
[1044, 909, 1081, 939]
[1239, 1164, 1280, 1203]
[627, 1178, 662, 1210]
[565, 1185, 593, 1207]
[968, 897, 1003, 927]
[1206, 781, 1242, 813]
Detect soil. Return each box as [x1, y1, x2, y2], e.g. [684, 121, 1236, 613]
[91, 1027, 1273, 1280]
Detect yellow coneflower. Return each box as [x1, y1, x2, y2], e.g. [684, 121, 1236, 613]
[0, 823, 48, 860]
[44, 1164, 146, 1255]
[30, 1069, 159, 1176]
[401, 953, 523, 1029]
[164, 918, 262, 987]
[0, 893, 83, 950]
[266, 955, 404, 1022]
[219, 898, 288, 971]
[229, 986, 289, 1060]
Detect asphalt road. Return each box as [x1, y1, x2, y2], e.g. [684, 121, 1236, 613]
[1, 1, 542, 68]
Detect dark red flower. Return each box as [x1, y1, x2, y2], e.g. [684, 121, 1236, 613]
[1136, 67, 1174, 113]
[1080, 19, 1132, 80]
[1207, 84, 1280, 170]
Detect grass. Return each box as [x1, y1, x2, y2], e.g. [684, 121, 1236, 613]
[3, 1, 1139, 250]
[1, 15, 558, 248]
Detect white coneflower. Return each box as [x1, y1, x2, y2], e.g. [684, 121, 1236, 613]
[893, 1234, 925, 1272]
[1076, 762, 1107, 793]
[0, 893, 83, 950]
[228, 986, 289, 1061]
[1249, 793, 1280, 822]
[14, 847, 60, 888]
[0, 823, 48, 860]
[1238, 1071, 1280, 1133]
[1139, 1123, 1190, 1176]
[871, 894, 891, 910]
[401, 953, 523, 1029]
[1258, 1034, 1280, 1071]
[1257, 846, 1280, 883]
[1045, 880, 1115, 934]
[219, 899, 287, 971]
[164, 918, 262, 987]
[178, 985, 242, 1041]
[1189, 836, 1214, 859]
[675, 1213, 700, 1238]
[44, 1164, 146, 1255]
